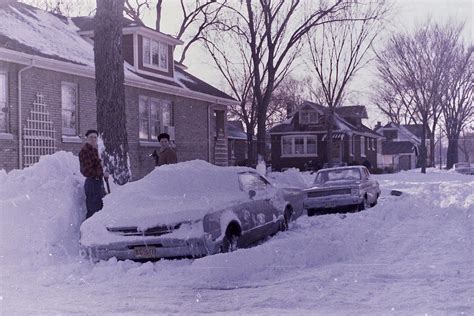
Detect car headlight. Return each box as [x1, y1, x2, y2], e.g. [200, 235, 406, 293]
[351, 188, 360, 196]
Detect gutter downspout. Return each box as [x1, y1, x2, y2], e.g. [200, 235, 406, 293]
[208, 104, 212, 163]
[18, 59, 34, 169]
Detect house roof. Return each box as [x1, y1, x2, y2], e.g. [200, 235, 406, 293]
[335, 105, 368, 119]
[0, 2, 234, 102]
[227, 121, 248, 140]
[376, 122, 422, 144]
[382, 141, 416, 155]
[71, 16, 142, 32]
[402, 124, 425, 138]
[269, 101, 382, 138]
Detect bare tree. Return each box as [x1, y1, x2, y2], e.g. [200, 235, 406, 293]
[307, 1, 388, 165]
[226, 0, 358, 161]
[375, 21, 461, 173]
[442, 45, 473, 169]
[20, 0, 95, 16]
[124, 0, 151, 24]
[173, 0, 226, 64]
[203, 29, 257, 164]
[266, 76, 311, 128]
[121, 0, 225, 64]
[373, 80, 418, 125]
[94, 0, 131, 184]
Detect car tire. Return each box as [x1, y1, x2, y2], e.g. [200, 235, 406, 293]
[280, 206, 293, 231]
[307, 208, 316, 217]
[371, 194, 379, 207]
[358, 196, 369, 211]
[221, 226, 240, 253]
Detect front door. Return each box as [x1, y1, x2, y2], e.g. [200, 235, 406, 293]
[214, 110, 225, 138]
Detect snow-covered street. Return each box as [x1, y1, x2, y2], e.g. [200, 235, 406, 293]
[1, 153, 473, 315]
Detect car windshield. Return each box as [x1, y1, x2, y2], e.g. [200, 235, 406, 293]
[315, 168, 361, 183]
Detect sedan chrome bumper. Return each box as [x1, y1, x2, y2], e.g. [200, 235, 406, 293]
[82, 234, 221, 262]
[303, 195, 363, 210]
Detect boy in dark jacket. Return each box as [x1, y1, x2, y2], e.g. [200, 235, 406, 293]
[156, 133, 177, 166]
[79, 129, 109, 219]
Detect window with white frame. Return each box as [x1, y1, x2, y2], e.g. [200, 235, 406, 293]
[0, 73, 7, 132]
[281, 135, 318, 156]
[361, 136, 366, 156]
[139, 96, 172, 141]
[143, 37, 168, 71]
[299, 110, 319, 124]
[61, 82, 77, 136]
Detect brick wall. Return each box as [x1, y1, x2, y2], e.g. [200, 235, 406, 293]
[0, 62, 222, 180]
[0, 61, 20, 170]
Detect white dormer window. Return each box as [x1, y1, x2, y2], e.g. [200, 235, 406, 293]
[299, 110, 319, 124]
[143, 37, 168, 71]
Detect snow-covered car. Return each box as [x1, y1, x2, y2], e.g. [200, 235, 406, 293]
[303, 166, 380, 216]
[453, 162, 474, 175]
[80, 160, 303, 261]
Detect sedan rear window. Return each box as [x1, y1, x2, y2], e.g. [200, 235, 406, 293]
[315, 168, 361, 183]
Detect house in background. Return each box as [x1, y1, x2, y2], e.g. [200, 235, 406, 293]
[0, 2, 235, 179]
[269, 101, 383, 171]
[375, 122, 431, 170]
[227, 120, 247, 166]
[458, 132, 474, 163]
[381, 141, 417, 171]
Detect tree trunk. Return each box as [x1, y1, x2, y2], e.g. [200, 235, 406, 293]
[246, 131, 255, 167]
[256, 105, 267, 162]
[94, 0, 131, 185]
[419, 121, 428, 173]
[429, 132, 436, 167]
[326, 111, 334, 166]
[446, 137, 459, 169]
[156, 0, 162, 31]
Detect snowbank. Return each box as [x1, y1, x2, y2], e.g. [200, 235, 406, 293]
[0, 151, 85, 266]
[267, 168, 309, 188]
[1, 160, 473, 314]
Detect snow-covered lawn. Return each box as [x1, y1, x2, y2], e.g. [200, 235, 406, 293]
[1, 152, 472, 315]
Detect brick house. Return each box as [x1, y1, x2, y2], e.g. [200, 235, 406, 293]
[0, 2, 235, 179]
[269, 101, 383, 171]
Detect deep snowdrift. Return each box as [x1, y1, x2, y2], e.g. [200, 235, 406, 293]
[0, 152, 472, 314]
[0, 151, 85, 266]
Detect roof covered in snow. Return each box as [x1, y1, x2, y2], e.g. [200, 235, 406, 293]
[0, 2, 234, 101]
[335, 105, 368, 119]
[269, 101, 382, 138]
[227, 120, 248, 140]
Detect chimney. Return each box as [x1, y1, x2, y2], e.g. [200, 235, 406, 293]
[375, 121, 382, 130]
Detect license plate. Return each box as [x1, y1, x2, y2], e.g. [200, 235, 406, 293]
[134, 246, 156, 258]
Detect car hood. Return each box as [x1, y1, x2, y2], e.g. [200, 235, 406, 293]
[80, 194, 250, 247]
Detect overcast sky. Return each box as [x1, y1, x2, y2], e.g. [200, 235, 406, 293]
[22, 0, 471, 126]
[141, 0, 472, 126]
